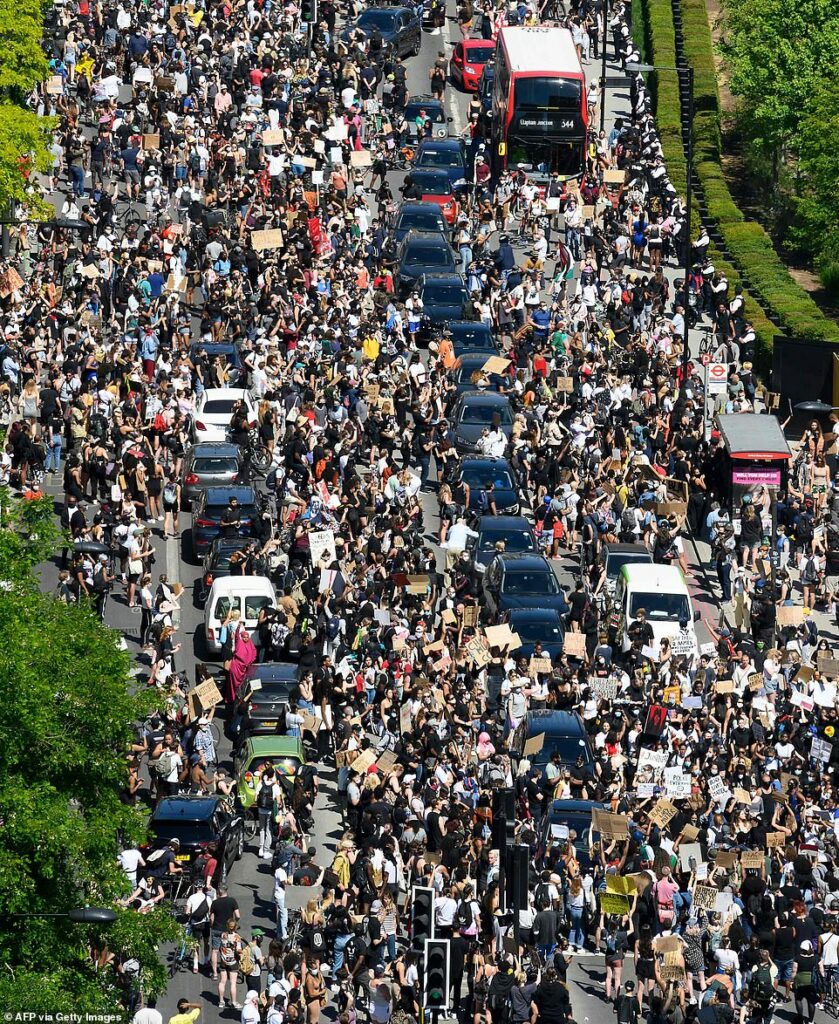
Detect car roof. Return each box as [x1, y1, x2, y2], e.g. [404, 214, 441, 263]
[547, 799, 607, 817]
[189, 442, 241, 458]
[506, 606, 563, 621]
[402, 231, 451, 247]
[210, 536, 251, 551]
[456, 350, 502, 366]
[478, 514, 531, 530]
[247, 662, 299, 682]
[459, 391, 511, 406]
[207, 574, 275, 598]
[526, 709, 585, 735]
[497, 552, 552, 570]
[462, 36, 494, 47]
[405, 95, 444, 107]
[397, 200, 446, 215]
[361, 3, 412, 11]
[202, 485, 258, 503]
[200, 387, 248, 400]
[463, 454, 511, 466]
[421, 272, 465, 284]
[448, 320, 492, 333]
[411, 167, 452, 183]
[619, 563, 688, 589]
[190, 341, 237, 352]
[241, 735, 305, 758]
[153, 795, 220, 821]
[604, 543, 651, 554]
[418, 137, 464, 150]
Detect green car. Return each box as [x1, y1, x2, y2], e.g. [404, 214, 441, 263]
[234, 735, 305, 812]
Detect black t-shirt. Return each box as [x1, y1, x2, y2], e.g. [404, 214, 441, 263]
[774, 925, 796, 959]
[533, 981, 568, 1024]
[210, 895, 239, 930]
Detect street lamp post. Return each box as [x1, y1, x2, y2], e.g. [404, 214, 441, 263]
[599, 0, 609, 132]
[12, 907, 117, 925]
[626, 61, 695, 381]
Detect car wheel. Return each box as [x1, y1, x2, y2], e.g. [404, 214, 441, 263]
[411, 33, 421, 55]
[235, 831, 244, 860]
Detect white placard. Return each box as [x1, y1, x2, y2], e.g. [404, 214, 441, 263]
[664, 767, 692, 799]
[311, 170, 324, 186]
[309, 529, 337, 566]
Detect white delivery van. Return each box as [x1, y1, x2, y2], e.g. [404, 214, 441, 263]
[204, 575, 276, 654]
[613, 563, 699, 659]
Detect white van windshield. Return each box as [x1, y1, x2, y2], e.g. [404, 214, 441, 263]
[629, 591, 690, 622]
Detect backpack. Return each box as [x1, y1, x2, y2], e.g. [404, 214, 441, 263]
[189, 897, 210, 925]
[146, 846, 169, 865]
[256, 781, 275, 811]
[238, 943, 254, 976]
[751, 963, 774, 1002]
[163, 482, 178, 504]
[154, 751, 175, 779]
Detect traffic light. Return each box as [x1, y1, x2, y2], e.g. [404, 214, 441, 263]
[491, 787, 515, 850]
[505, 844, 530, 911]
[300, 0, 318, 21]
[423, 939, 450, 1010]
[411, 885, 434, 950]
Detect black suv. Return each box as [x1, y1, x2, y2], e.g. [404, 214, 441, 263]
[148, 795, 245, 886]
[397, 230, 457, 296]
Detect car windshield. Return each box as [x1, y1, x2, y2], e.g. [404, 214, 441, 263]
[463, 465, 514, 488]
[418, 149, 462, 168]
[246, 756, 300, 779]
[480, 529, 533, 552]
[605, 552, 651, 579]
[206, 504, 255, 520]
[399, 212, 445, 232]
[212, 546, 247, 569]
[405, 105, 445, 123]
[464, 46, 492, 63]
[413, 173, 453, 194]
[533, 735, 587, 765]
[629, 590, 690, 621]
[193, 457, 238, 474]
[423, 283, 465, 304]
[201, 399, 238, 414]
[513, 617, 563, 641]
[451, 326, 491, 346]
[405, 246, 453, 267]
[459, 403, 513, 426]
[357, 9, 397, 28]
[503, 570, 558, 594]
[152, 820, 214, 842]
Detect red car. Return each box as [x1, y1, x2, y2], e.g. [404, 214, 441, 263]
[407, 168, 461, 224]
[450, 38, 495, 91]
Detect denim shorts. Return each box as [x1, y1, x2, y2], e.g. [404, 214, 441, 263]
[211, 928, 223, 950]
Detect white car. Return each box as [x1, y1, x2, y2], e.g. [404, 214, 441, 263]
[192, 388, 256, 444]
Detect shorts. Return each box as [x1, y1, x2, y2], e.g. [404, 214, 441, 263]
[775, 958, 793, 982]
[211, 928, 224, 950]
[124, 168, 141, 185]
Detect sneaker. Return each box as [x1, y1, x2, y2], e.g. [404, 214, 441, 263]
[231, 1002, 243, 1011]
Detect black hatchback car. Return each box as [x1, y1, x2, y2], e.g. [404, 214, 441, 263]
[341, 6, 421, 57]
[196, 536, 252, 606]
[232, 662, 301, 751]
[182, 442, 248, 509]
[148, 795, 244, 886]
[191, 485, 261, 560]
[397, 231, 457, 296]
[389, 201, 449, 250]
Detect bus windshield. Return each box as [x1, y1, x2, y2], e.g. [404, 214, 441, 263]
[507, 138, 585, 177]
[513, 76, 582, 111]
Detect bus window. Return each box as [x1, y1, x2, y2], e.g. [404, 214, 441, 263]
[513, 76, 582, 111]
[507, 139, 585, 177]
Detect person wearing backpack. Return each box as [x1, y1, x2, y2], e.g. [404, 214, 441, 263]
[256, 767, 281, 860]
[218, 917, 244, 1010]
[749, 948, 777, 1024]
[184, 883, 213, 973]
[614, 980, 639, 1024]
[241, 928, 265, 994]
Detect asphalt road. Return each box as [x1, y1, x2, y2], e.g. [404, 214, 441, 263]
[35, 16, 730, 1022]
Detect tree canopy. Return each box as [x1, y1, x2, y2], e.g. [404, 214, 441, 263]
[0, 493, 179, 1012]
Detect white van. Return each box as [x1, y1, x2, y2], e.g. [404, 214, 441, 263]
[613, 563, 699, 659]
[204, 575, 277, 654]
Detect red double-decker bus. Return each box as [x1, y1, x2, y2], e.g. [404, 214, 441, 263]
[491, 26, 588, 183]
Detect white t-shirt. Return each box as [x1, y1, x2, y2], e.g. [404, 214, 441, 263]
[273, 866, 288, 904]
[119, 848, 144, 886]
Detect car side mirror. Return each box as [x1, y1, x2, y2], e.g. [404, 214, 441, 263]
[447, 116, 454, 123]
[693, 609, 700, 622]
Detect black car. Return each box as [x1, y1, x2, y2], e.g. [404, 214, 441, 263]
[447, 320, 498, 354]
[539, 799, 606, 871]
[191, 485, 261, 560]
[460, 457, 521, 515]
[469, 514, 536, 571]
[403, 96, 451, 139]
[451, 350, 503, 393]
[511, 710, 595, 769]
[397, 231, 457, 296]
[197, 536, 252, 606]
[501, 607, 565, 660]
[233, 662, 301, 750]
[418, 273, 471, 329]
[450, 391, 513, 453]
[148, 795, 244, 886]
[389, 201, 449, 250]
[413, 137, 468, 188]
[482, 552, 570, 618]
[341, 6, 421, 57]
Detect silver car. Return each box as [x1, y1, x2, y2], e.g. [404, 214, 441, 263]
[181, 443, 247, 508]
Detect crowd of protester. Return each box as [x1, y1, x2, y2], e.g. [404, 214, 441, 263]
[6, 0, 839, 1019]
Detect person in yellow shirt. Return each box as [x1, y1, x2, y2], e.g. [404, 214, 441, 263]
[167, 999, 200, 1024]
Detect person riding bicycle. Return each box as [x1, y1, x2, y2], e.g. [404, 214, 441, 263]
[146, 838, 184, 878]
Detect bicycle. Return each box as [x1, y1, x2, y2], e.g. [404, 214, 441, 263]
[822, 971, 839, 1018]
[160, 872, 192, 916]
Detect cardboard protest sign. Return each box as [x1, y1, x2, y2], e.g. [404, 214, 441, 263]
[693, 884, 718, 911]
[485, 624, 521, 652]
[766, 831, 786, 848]
[661, 951, 686, 980]
[715, 851, 737, 869]
[79, 263, 100, 280]
[593, 810, 629, 840]
[681, 824, 700, 843]
[349, 150, 372, 168]
[464, 634, 491, 668]
[0, 267, 24, 298]
[193, 677, 223, 709]
[441, 609, 457, 628]
[407, 574, 430, 595]
[653, 935, 682, 953]
[462, 604, 479, 628]
[481, 355, 512, 375]
[376, 750, 399, 774]
[714, 679, 734, 693]
[817, 656, 839, 677]
[350, 749, 377, 774]
[251, 229, 285, 251]
[399, 703, 412, 735]
[262, 129, 284, 146]
[46, 75, 64, 95]
[142, 133, 160, 149]
[301, 713, 322, 734]
[523, 733, 545, 757]
[563, 632, 587, 659]
[777, 605, 805, 626]
[733, 787, 752, 804]
[648, 799, 677, 828]
[606, 875, 636, 895]
[603, 168, 626, 184]
[555, 377, 574, 393]
[529, 657, 553, 677]
[747, 672, 764, 692]
[740, 851, 764, 869]
[591, 677, 618, 699]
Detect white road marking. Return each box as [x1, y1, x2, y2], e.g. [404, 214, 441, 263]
[442, 35, 465, 135]
[166, 532, 182, 628]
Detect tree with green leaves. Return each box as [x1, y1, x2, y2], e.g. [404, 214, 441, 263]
[720, 0, 839, 172]
[0, 492, 180, 1013]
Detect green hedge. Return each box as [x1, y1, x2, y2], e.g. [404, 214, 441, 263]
[640, 0, 779, 368]
[675, 0, 839, 344]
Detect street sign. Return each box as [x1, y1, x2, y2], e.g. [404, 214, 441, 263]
[706, 362, 728, 394]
